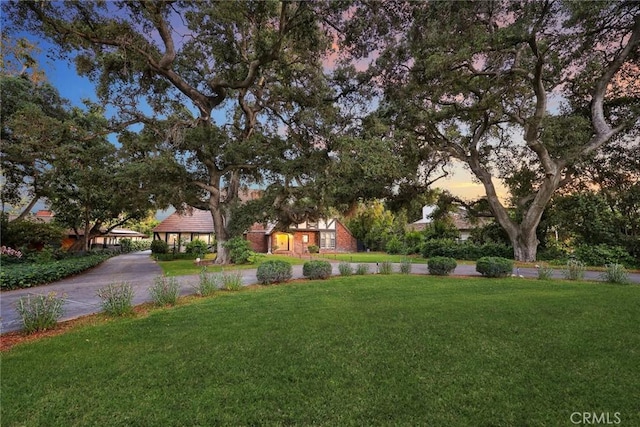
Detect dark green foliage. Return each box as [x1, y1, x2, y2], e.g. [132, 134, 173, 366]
[119, 238, 133, 253]
[256, 260, 293, 285]
[427, 256, 457, 276]
[421, 239, 512, 260]
[307, 245, 319, 254]
[403, 231, 424, 254]
[385, 236, 405, 254]
[573, 244, 636, 268]
[302, 260, 332, 280]
[1, 253, 114, 290]
[422, 219, 460, 241]
[224, 237, 255, 264]
[185, 239, 209, 257]
[150, 239, 169, 254]
[2, 220, 65, 250]
[476, 257, 514, 278]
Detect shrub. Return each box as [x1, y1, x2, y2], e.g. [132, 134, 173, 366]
[378, 261, 393, 274]
[307, 245, 319, 254]
[195, 269, 219, 296]
[338, 262, 353, 276]
[476, 257, 513, 278]
[428, 256, 457, 276]
[16, 292, 66, 333]
[536, 263, 554, 280]
[224, 237, 255, 264]
[355, 264, 369, 275]
[563, 259, 585, 281]
[97, 282, 134, 316]
[303, 260, 332, 280]
[399, 258, 412, 274]
[1, 252, 115, 290]
[150, 239, 169, 254]
[119, 238, 133, 253]
[256, 260, 292, 285]
[149, 275, 180, 306]
[601, 264, 629, 284]
[574, 244, 635, 268]
[185, 239, 209, 257]
[385, 236, 405, 255]
[221, 270, 244, 291]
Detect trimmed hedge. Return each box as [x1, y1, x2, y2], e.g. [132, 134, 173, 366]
[427, 256, 457, 276]
[476, 257, 513, 278]
[302, 260, 332, 280]
[256, 260, 292, 285]
[1, 253, 115, 290]
[421, 239, 512, 261]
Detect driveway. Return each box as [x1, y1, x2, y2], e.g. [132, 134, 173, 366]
[2, 252, 638, 334]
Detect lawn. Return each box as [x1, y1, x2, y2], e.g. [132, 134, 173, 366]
[319, 251, 429, 264]
[2, 276, 639, 426]
[157, 253, 307, 276]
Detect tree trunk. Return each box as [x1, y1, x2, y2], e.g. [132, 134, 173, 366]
[511, 227, 539, 263]
[210, 198, 231, 265]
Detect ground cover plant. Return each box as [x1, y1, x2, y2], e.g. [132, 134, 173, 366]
[2, 276, 638, 426]
[0, 252, 115, 290]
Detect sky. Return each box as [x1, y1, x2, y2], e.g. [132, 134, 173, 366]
[5, 17, 506, 221]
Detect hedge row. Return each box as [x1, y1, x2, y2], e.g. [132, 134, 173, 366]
[421, 239, 513, 260]
[0, 253, 115, 290]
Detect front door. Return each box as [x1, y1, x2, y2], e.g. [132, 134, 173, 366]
[275, 233, 290, 251]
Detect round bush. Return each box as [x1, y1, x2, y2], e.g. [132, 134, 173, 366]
[427, 256, 457, 276]
[303, 260, 332, 280]
[185, 239, 209, 256]
[256, 260, 292, 285]
[475, 256, 513, 278]
[150, 239, 169, 254]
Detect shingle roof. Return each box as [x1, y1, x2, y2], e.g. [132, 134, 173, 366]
[153, 209, 214, 233]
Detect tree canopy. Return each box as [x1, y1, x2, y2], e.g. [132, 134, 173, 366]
[3, 1, 639, 262]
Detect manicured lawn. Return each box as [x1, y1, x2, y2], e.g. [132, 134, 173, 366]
[2, 276, 639, 426]
[320, 251, 429, 264]
[157, 253, 306, 276]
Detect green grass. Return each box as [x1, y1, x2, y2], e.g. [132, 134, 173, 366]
[2, 276, 639, 426]
[157, 253, 306, 276]
[320, 251, 429, 264]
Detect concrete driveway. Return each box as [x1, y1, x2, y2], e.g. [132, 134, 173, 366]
[2, 252, 638, 334]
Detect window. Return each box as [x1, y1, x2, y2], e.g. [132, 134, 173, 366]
[302, 234, 309, 243]
[319, 231, 335, 249]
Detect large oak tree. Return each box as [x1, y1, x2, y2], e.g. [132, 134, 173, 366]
[5, 1, 338, 263]
[344, 0, 640, 261]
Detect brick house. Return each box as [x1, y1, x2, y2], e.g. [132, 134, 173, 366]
[248, 218, 358, 254]
[154, 208, 357, 254]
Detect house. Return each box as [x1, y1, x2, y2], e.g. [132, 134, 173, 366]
[152, 208, 215, 251]
[246, 218, 358, 254]
[408, 205, 490, 241]
[154, 208, 358, 254]
[13, 210, 147, 249]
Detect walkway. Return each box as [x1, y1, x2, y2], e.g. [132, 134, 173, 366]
[1, 252, 638, 334]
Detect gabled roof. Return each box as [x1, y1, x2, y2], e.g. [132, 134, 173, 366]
[153, 209, 214, 233]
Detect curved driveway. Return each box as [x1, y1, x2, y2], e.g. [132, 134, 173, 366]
[2, 251, 639, 334]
